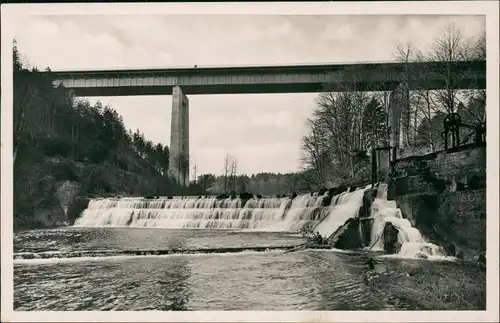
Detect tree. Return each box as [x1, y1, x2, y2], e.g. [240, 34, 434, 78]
[13, 40, 23, 72]
[300, 118, 329, 188]
[229, 158, 237, 192]
[302, 73, 372, 186]
[427, 23, 472, 114]
[392, 23, 485, 153]
[220, 153, 238, 193]
[236, 175, 249, 193]
[362, 96, 388, 151]
[414, 112, 445, 150]
[464, 32, 486, 124]
[197, 174, 216, 192]
[394, 42, 419, 148]
[162, 145, 170, 174]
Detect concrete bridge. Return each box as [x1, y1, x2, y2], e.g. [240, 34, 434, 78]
[45, 60, 486, 186]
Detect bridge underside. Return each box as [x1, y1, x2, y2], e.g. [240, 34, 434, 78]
[67, 82, 371, 96]
[65, 78, 485, 97]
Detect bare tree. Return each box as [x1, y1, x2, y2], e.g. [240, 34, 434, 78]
[392, 23, 485, 153]
[427, 23, 473, 115]
[464, 32, 486, 123]
[229, 158, 237, 192]
[221, 153, 238, 193]
[301, 23, 485, 184]
[393, 42, 419, 149]
[302, 71, 373, 185]
[300, 118, 329, 187]
[223, 154, 230, 193]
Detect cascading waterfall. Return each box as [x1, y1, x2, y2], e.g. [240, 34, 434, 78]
[75, 196, 290, 230]
[74, 187, 372, 233]
[314, 185, 372, 239]
[369, 184, 447, 260]
[262, 191, 328, 232]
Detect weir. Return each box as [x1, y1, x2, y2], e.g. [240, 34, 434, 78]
[74, 187, 371, 237]
[73, 183, 449, 260]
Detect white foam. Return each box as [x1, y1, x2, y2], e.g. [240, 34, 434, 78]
[13, 249, 290, 265]
[314, 185, 372, 238]
[73, 192, 353, 232]
[369, 185, 447, 260]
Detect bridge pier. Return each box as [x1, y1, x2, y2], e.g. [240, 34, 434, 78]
[388, 83, 410, 161]
[168, 86, 190, 186]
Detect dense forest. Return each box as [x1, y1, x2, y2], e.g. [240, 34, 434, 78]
[13, 41, 190, 229]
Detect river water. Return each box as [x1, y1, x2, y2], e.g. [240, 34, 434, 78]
[13, 189, 475, 311]
[14, 227, 433, 311]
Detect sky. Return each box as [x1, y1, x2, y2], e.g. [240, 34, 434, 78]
[12, 14, 485, 177]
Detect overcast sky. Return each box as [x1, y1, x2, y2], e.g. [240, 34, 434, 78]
[12, 14, 485, 176]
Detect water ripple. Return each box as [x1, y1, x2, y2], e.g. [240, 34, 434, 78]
[14, 228, 481, 311]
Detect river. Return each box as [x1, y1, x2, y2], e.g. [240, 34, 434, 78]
[13, 190, 485, 311]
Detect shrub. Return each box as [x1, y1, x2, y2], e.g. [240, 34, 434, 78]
[299, 223, 327, 244]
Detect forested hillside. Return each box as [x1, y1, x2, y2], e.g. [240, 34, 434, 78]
[13, 41, 187, 230]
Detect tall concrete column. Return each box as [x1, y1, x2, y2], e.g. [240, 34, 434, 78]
[388, 83, 409, 161]
[168, 86, 190, 186]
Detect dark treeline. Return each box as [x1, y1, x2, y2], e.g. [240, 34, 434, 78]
[192, 154, 323, 197]
[194, 171, 318, 197]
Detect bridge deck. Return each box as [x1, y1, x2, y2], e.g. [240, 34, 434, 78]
[41, 60, 485, 96]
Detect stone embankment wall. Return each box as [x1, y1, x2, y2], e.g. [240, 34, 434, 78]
[388, 146, 486, 259]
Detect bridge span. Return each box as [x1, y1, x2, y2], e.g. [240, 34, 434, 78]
[43, 60, 486, 186]
[48, 61, 485, 96]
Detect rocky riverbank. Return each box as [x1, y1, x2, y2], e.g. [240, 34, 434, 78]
[364, 257, 486, 310]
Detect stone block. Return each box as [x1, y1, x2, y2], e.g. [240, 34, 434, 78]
[383, 222, 401, 254]
[395, 193, 439, 231]
[358, 188, 377, 218]
[389, 175, 438, 197]
[435, 189, 486, 250]
[392, 147, 486, 194]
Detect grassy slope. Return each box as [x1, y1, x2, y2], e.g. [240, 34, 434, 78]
[365, 259, 486, 310]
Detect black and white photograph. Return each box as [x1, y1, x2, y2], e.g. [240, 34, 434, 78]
[1, 1, 499, 322]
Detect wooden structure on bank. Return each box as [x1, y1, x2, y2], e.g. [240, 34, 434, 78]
[442, 113, 486, 150]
